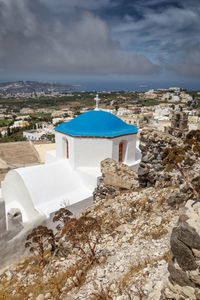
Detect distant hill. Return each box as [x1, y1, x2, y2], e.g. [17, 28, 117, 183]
[0, 81, 75, 95]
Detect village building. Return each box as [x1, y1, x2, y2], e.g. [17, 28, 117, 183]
[144, 89, 158, 99]
[156, 117, 171, 132]
[188, 116, 200, 131]
[153, 105, 172, 132]
[119, 114, 139, 126]
[52, 117, 72, 125]
[11, 120, 29, 129]
[168, 94, 180, 103]
[23, 130, 44, 141]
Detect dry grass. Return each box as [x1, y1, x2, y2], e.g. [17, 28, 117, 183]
[156, 191, 166, 208]
[0, 182, 175, 300]
[0, 254, 94, 300]
[156, 187, 175, 209]
[162, 250, 172, 263]
[118, 250, 172, 294]
[142, 215, 171, 240]
[143, 225, 168, 240]
[90, 285, 113, 300]
[129, 195, 153, 219]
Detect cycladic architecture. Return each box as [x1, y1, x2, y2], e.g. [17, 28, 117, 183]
[1, 95, 141, 224]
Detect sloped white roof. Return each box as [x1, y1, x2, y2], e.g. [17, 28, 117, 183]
[2, 160, 93, 222]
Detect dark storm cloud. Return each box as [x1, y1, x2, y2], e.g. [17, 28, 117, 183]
[109, 0, 200, 76]
[0, 0, 159, 76]
[0, 0, 200, 78]
[170, 44, 200, 76]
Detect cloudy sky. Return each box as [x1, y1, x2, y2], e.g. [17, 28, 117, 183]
[0, 0, 200, 90]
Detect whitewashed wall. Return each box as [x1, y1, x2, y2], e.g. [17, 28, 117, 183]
[74, 138, 113, 168]
[112, 134, 136, 165]
[56, 131, 137, 168]
[2, 170, 38, 223]
[55, 132, 75, 167]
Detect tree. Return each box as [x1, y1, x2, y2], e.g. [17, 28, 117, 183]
[41, 133, 55, 142]
[114, 105, 119, 111]
[7, 127, 11, 136]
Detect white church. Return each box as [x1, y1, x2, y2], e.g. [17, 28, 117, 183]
[1, 96, 141, 224]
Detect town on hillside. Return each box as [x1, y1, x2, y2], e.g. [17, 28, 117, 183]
[0, 86, 199, 143]
[0, 85, 199, 184]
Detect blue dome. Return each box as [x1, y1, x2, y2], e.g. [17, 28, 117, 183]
[55, 110, 138, 138]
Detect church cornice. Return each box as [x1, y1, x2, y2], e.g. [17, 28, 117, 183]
[55, 130, 137, 139]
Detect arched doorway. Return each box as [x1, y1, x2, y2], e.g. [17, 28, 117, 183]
[66, 139, 69, 159]
[119, 142, 123, 163]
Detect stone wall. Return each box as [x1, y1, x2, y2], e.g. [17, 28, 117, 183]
[169, 110, 189, 138]
[138, 129, 181, 188]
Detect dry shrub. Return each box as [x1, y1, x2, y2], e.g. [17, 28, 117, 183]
[25, 225, 55, 268]
[53, 208, 73, 231]
[62, 215, 101, 264]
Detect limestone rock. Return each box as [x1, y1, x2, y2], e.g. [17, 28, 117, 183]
[101, 158, 138, 190]
[36, 295, 45, 300]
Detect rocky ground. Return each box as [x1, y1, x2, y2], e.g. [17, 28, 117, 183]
[0, 184, 179, 300]
[0, 129, 200, 300]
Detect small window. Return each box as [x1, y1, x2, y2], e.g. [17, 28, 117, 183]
[66, 139, 69, 159]
[119, 142, 123, 163]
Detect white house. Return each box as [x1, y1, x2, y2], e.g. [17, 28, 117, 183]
[1, 96, 141, 224]
[168, 95, 180, 103]
[23, 130, 44, 141]
[11, 120, 29, 128]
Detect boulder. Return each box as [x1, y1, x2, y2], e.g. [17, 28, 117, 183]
[170, 225, 197, 271]
[168, 261, 195, 287]
[101, 158, 138, 190]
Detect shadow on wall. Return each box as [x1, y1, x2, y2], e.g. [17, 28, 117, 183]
[0, 196, 93, 271]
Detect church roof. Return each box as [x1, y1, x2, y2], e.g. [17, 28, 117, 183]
[55, 110, 138, 138]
